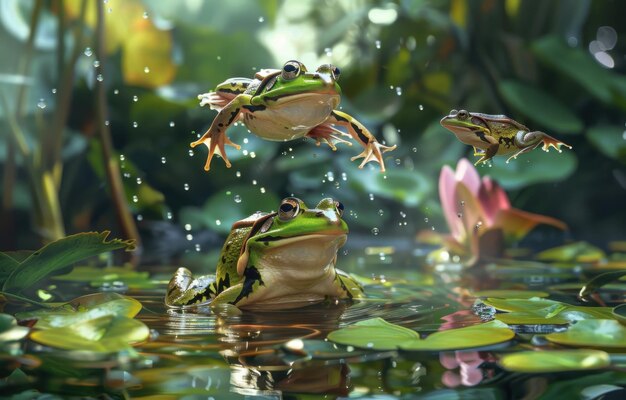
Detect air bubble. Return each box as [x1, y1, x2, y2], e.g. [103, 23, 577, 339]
[93, 60, 100, 68]
[188, 150, 194, 157]
[136, 177, 142, 185]
[234, 194, 242, 203]
[369, 193, 375, 201]
[324, 47, 332, 56]
[424, 217, 429, 223]
[51, 88, 57, 94]
[184, 224, 191, 231]
[236, 171, 241, 178]
[258, 16, 264, 22]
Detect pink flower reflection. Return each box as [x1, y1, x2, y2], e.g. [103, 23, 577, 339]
[440, 351, 496, 387]
[433, 158, 567, 265]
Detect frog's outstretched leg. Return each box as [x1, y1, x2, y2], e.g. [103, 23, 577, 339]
[334, 269, 364, 299]
[191, 94, 253, 171]
[165, 267, 216, 307]
[307, 124, 352, 151]
[516, 130, 572, 153]
[328, 110, 396, 172]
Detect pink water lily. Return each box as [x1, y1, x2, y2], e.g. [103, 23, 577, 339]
[436, 158, 567, 265]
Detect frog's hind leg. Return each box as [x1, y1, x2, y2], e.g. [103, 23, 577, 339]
[510, 130, 572, 163]
[306, 123, 352, 151]
[191, 94, 253, 171]
[327, 110, 396, 172]
[165, 267, 217, 307]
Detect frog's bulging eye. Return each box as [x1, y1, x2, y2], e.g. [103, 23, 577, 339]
[334, 200, 344, 217]
[457, 110, 469, 120]
[282, 61, 301, 81]
[450, 109, 458, 116]
[332, 66, 341, 79]
[279, 198, 300, 220]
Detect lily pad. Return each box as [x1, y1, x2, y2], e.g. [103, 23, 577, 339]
[546, 319, 626, 348]
[51, 266, 155, 289]
[535, 241, 606, 262]
[30, 314, 149, 352]
[399, 321, 514, 351]
[472, 290, 549, 299]
[326, 318, 420, 350]
[16, 293, 142, 330]
[481, 297, 560, 312]
[499, 349, 610, 373]
[613, 304, 626, 326]
[483, 298, 614, 325]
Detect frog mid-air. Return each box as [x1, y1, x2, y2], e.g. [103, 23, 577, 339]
[440, 109, 572, 165]
[191, 60, 396, 172]
[166, 197, 363, 310]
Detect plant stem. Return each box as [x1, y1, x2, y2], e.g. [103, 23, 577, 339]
[94, 0, 142, 265]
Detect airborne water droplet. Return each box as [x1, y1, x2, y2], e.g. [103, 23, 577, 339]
[161, 157, 167, 164]
[234, 194, 242, 203]
[144, 66, 150, 73]
[133, 95, 138, 102]
[378, 209, 384, 216]
[132, 121, 138, 128]
[37, 99, 46, 109]
[395, 87, 402, 96]
[143, 11, 148, 19]
[375, 40, 381, 49]
[183, 183, 190, 191]
[169, 121, 175, 127]
[84, 47, 93, 57]
[96, 74, 103, 82]
[371, 227, 379, 235]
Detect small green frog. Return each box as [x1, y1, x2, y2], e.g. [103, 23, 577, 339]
[192, 60, 396, 172]
[166, 197, 363, 310]
[440, 109, 572, 165]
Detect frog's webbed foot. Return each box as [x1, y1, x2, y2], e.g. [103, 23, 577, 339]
[351, 141, 397, 172]
[307, 124, 352, 151]
[190, 130, 241, 171]
[198, 91, 232, 111]
[166, 267, 216, 307]
[473, 142, 499, 166]
[539, 133, 572, 153]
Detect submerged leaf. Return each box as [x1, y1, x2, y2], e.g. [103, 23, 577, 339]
[30, 315, 149, 352]
[499, 349, 610, 373]
[16, 293, 142, 330]
[326, 318, 420, 350]
[1, 232, 135, 294]
[399, 321, 514, 351]
[546, 319, 626, 348]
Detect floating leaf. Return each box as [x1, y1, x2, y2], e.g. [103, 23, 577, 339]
[499, 349, 610, 373]
[546, 319, 626, 348]
[16, 293, 142, 330]
[483, 298, 613, 325]
[499, 80, 583, 134]
[400, 321, 514, 351]
[1, 232, 134, 294]
[472, 290, 549, 299]
[535, 241, 606, 262]
[30, 315, 149, 352]
[52, 266, 155, 289]
[326, 318, 420, 350]
[482, 297, 560, 312]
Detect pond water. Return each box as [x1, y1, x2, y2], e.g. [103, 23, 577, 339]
[4, 241, 624, 399]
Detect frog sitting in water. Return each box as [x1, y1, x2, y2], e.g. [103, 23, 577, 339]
[191, 60, 396, 172]
[440, 109, 572, 165]
[166, 197, 363, 310]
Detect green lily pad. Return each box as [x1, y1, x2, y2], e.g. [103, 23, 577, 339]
[613, 304, 626, 326]
[482, 297, 560, 312]
[535, 241, 606, 262]
[499, 349, 610, 373]
[483, 298, 614, 325]
[326, 318, 420, 350]
[546, 319, 626, 348]
[30, 314, 149, 352]
[473, 290, 549, 299]
[16, 293, 142, 330]
[0, 313, 29, 343]
[399, 321, 514, 351]
[499, 80, 583, 134]
[52, 266, 155, 289]
[1, 232, 135, 294]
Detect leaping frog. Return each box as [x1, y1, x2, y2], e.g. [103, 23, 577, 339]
[440, 109, 572, 165]
[191, 60, 396, 172]
[166, 197, 363, 310]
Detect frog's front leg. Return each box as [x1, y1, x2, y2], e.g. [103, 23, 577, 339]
[191, 94, 253, 171]
[327, 110, 396, 172]
[165, 267, 217, 307]
[473, 132, 499, 166]
[334, 270, 364, 299]
[306, 124, 352, 151]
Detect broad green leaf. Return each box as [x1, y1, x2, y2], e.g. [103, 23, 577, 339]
[0, 253, 20, 283]
[472, 290, 549, 299]
[326, 318, 420, 350]
[586, 125, 626, 162]
[499, 80, 583, 134]
[16, 293, 142, 330]
[484, 297, 613, 324]
[499, 349, 610, 373]
[0, 314, 29, 343]
[400, 321, 514, 351]
[30, 315, 149, 352]
[546, 319, 626, 348]
[495, 309, 569, 325]
[535, 241, 606, 262]
[482, 297, 560, 312]
[2, 232, 135, 294]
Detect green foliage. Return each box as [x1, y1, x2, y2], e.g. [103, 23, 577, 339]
[499, 349, 611, 373]
[546, 319, 626, 348]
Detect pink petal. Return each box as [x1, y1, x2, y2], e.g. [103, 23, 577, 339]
[493, 208, 568, 242]
[455, 159, 481, 196]
[478, 177, 511, 225]
[440, 352, 460, 369]
[439, 165, 462, 239]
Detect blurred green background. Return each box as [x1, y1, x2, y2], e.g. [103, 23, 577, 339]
[1, 0, 624, 260]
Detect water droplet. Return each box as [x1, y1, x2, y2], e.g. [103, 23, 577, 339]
[93, 60, 100, 68]
[183, 183, 190, 191]
[371, 227, 379, 235]
[258, 16, 264, 22]
[186, 234, 193, 241]
[169, 121, 175, 127]
[113, 89, 119, 95]
[378, 209, 384, 216]
[324, 47, 332, 56]
[234, 194, 242, 203]
[215, 219, 221, 226]
[395, 158, 401, 165]
[395, 86, 402, 96]
[188, 150, 194, 157]
[132, 195, 138, 203]
[51, 88, 57, 94]
[96, 74, 103, 82]
[104, 120, 109, 126]
[166, 212, 172, 220]
[419, 104, 424, 110]
[252, 179, 257, 185]
[400, 211, 407, 218]
[142, 11, 148, 19]
[424, 217, 429, 223]
[84, 47, 93, 57]
[195, 244, 201, 252]
[375, 40, 381, 49]
[37, 99, 46, 109]
[132, 121, 138, 128]
[119, 154, 125, 161]
[136, 177, 142, 185]
[369, 193, 375, 201]
[144, 66, 150, 73]
[412, 147, 417, 152]
[132, 95, 138, 102]
[327, 172, 335, 182]
[260, 187, 266, 194]
[457, 212, 463, 218]
[161, 157, 167, 164]
[184, 223, 191, 231]
[136, 214, 143, 221]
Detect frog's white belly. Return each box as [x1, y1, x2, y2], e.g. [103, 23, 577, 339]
[237, 234, 347, 310]
[242, 93, 340, 141]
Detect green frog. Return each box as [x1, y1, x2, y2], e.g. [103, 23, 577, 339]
[192, 60, 396, 172]
[440, 109, 572, 165]
[166, 197, 363, 310]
